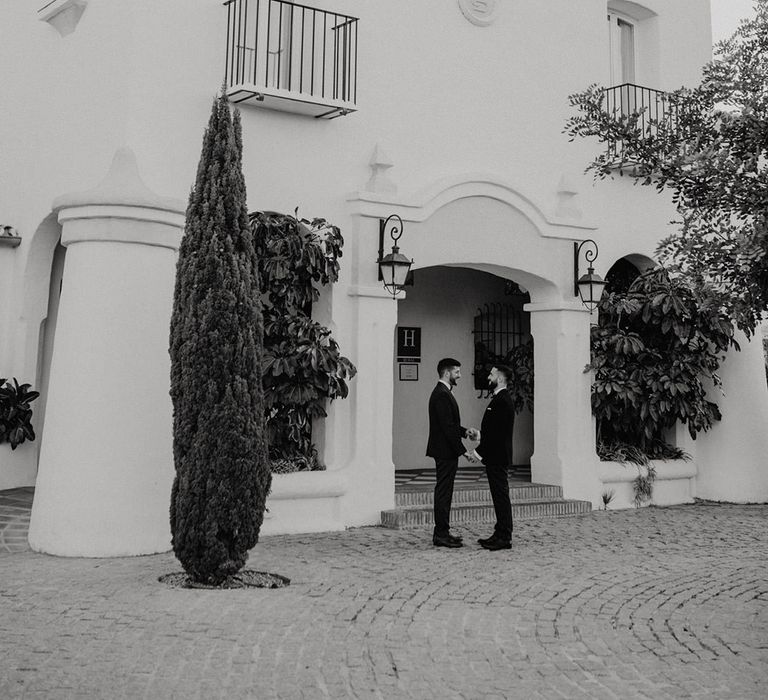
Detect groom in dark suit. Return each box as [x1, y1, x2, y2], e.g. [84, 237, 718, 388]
[426, 358, 478, 548]
[471, 365, 515, 551]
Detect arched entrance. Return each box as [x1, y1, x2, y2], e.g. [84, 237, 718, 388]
[345, 176, 603, 528]
[370, 182, 599, 503]
[392, 265, 533, 473]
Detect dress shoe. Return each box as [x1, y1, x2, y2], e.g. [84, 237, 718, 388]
[433, 535, 463, 548]
[477, 535, 497, 546]
[480, 538, 511, 551]
[447, 533, 463, 544]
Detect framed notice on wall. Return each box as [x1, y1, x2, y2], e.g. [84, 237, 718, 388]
[399, 363, 419, 381]
[397, 326, 421, 362]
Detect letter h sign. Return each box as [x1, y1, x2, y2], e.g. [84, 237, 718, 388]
[397, 326, 421, 362]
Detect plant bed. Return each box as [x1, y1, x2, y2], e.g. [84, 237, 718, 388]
[271, 455, 326, 474]
[158, 570, 290, 589]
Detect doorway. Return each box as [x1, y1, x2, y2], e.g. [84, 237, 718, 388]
[391, 266, 533, 485]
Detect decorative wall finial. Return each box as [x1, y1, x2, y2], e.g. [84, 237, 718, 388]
[555, 173, 583, 219]
[38, 0, 88, 38]
[366, 144, 397, 194]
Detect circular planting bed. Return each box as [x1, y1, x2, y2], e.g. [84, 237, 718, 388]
[159, 570, 290, 589]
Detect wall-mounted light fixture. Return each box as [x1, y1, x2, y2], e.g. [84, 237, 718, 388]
[0, 225, 21, 248]
[378, 214, 413, 298]
[574, 239, 606, 313]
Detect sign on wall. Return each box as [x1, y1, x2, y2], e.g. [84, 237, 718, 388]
[397, 326, 421, 363]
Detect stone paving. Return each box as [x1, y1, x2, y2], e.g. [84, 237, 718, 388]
[1, 502, 766, 699]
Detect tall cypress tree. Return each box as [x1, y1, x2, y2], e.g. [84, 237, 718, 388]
[169, 92, 271, 585]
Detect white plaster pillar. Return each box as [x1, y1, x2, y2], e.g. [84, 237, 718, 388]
[694, 331, 768, 503]
[339, 285, 398, 525]
[526, 301, 601, 504]
[28, 148, 185, 556]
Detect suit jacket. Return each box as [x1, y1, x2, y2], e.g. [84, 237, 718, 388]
[426, 382, 467, 459]
[476, 388, 515, 467]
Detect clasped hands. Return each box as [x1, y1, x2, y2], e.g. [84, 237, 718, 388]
[464, 428, 481, 463]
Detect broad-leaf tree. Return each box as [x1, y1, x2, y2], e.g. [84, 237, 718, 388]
[169, 92, 271, 585]
[589, 267, 736, 460]
[250, 211, 356, 472]
[566, 0, 768, 335]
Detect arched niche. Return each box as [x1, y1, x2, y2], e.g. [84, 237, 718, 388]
[604, 252, 656, 292]
[18, 213, 63, 386]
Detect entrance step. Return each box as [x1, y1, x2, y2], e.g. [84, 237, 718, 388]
[395, 482, 564, 508]
[382, 482, 592, 529]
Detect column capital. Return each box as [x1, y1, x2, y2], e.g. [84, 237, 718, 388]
[53, 147, 185, 249]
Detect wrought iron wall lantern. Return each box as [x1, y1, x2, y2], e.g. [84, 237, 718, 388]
[0, 225, 21, 248]
[378, 214, 413, 298]
[573, 239, 606, 313]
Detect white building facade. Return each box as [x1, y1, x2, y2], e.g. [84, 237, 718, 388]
[1, 0, 767, 556]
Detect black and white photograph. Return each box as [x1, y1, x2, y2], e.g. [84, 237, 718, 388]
[1, 1, 766, 697]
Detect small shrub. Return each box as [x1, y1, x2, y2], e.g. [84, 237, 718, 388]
[633, 464, 657, 508]
[0, 378, 40, 450]
[589, 267, 734, 455]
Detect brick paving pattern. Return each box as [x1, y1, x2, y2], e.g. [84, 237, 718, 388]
[1, 502, 766, 699]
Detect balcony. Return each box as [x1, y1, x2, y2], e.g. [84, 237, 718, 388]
[603, 83, 683, 163]
[604, 83, 682, 131]
[224, 0, 358, 119]
[603, 83, 685, 159]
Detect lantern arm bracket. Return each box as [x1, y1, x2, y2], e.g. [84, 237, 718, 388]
[377, 214, 413, 298]
[573, 238, 606, 313]
[573, 239, 599, 296]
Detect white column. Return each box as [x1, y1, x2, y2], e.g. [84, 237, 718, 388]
[695, 331, 768, 502]
[339, 285, 399, 525]
[526, 301, 601, 503]
[28, 148, 185, 556]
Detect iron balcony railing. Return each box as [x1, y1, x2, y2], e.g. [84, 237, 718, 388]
[603, 83, 684, 143]
[224, 0, 358, 117]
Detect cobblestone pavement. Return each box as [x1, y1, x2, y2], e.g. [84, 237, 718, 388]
[1, 503, 766, 699]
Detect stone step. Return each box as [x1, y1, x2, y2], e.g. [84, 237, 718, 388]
[381, 498, 593, 529]
[395, 482, 563, 508]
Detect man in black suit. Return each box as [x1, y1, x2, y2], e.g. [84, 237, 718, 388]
[471, 365, 515, 551]
[426, 358, 478, 548]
